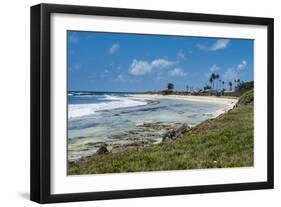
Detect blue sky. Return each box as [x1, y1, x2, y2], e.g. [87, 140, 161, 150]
[68, 31, 253, 92]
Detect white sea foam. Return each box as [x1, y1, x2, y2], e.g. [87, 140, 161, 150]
[68, 95, 148, 119]
[103, 95, 121, 100]
[69, 93, 101, 98]
[74, 95, 100, 98]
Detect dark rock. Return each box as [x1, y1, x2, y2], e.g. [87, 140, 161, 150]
[68, 161, 75, 165]
[138, 122, 174, 131]
[125, 142, 144, 147]
[162, 124, 190, 142]
[96, 145, 109, 155]
[177, 124, 191, 134]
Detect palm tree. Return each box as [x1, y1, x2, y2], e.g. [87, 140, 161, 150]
[228, 81, 233, 91]
[167, 83, 174, 91]
[212, 73, 216, 89]
[210, 73, 216, 89]
[222, 81, 225, 90]
[237, 79, 241, 86]
[209, 77, 213, 89]
[216, 74, 220, 90]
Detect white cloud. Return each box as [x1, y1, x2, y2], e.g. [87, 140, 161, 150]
[223, 60, 247, 81]
[196, 44, 206, 51]
[177, 51, 185, 60]
[170, 68, 187, 77]
[211, 39, 230, 51]
[210, 64, 220, 73]
[237, 60, 247, 72]
[129, 58, 175, 76]
[109, 43, 120, 54]
[129, 60, 152, 76]
[223, 68, 238, 82]
[151, 58, 175, 68]
[197, 39, 230, 51]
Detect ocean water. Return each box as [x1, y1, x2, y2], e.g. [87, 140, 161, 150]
[68, 92, 227, 161]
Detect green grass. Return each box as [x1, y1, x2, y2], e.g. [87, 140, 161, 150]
[236, 89, 254, 107]
[68, 101, 254, 175]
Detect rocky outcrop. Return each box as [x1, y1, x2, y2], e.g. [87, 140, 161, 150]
[96, 145, 109, 155]
[88, 122, 190, 158]
[162, 124, 190, 142]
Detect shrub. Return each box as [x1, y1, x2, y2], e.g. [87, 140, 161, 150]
[236, 89, 254, 107]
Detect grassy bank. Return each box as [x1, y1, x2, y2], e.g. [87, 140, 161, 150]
[68, 94, 254, 175]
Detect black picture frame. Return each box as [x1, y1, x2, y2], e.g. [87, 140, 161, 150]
[30, 3, 274, 204]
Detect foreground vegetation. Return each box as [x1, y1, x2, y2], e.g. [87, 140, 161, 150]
[236, 89, 254, 107]
[68, 93, 254, 175]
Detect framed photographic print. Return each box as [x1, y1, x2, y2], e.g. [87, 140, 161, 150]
[30, 3, 274, 203]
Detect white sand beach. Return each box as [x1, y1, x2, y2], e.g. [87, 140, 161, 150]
[129, 94, 238, 118]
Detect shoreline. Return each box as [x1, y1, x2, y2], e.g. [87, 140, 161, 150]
[69, 94, 238, 163]
[129, 94, 238, 106]
[130, 94, 238, 119]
